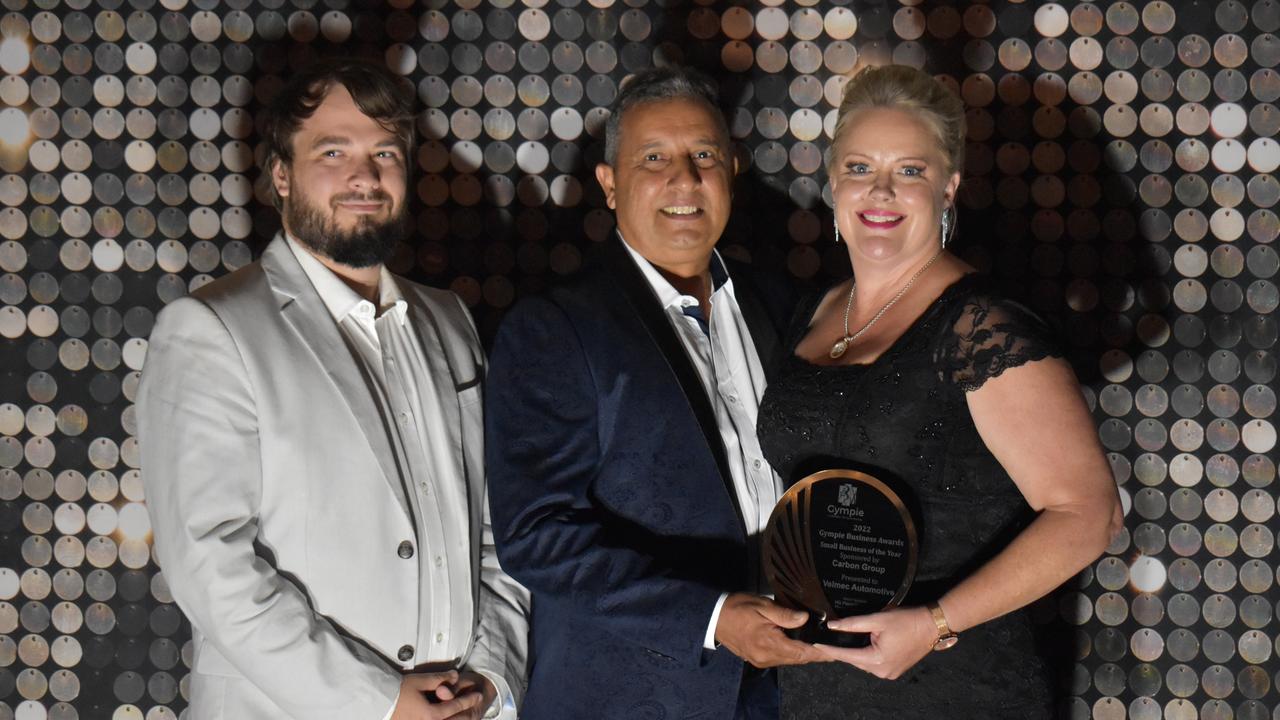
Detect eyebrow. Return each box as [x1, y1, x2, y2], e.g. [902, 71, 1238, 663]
[309, 136, 402, 150]
[840, 152, 932, 164]
[635, 137, 723, 152]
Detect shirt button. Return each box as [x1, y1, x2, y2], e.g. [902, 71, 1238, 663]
[753, 459, 762, 469]
[727, 395, 738, 404]
[435, 633, 445, 644]
[434, 555, 443, 567]
[399, 412, 411, 424]
[397, 644, 414, 661]
[397, 541, 414, 559]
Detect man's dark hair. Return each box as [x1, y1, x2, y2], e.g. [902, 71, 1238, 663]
[604, 65, 728, 165]
[260, 59, 415, 210]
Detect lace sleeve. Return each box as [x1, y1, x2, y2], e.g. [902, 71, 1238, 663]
[936, 294, 1064, 392]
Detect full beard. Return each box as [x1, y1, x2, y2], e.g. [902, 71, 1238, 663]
[284, 189, 409, 269]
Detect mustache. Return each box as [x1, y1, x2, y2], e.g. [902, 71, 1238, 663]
[330, 191, 393, 205]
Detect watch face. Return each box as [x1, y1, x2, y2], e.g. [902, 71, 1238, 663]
[934, 635, 959, 651]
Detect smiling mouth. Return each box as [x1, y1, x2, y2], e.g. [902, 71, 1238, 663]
[858, 211, 904, 228]
[661, 205, 704, 218]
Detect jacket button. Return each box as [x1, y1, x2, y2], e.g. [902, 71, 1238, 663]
[398, 645, 414, 662]
[397, 541, 414, 559]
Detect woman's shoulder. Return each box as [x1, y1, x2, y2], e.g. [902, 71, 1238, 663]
[932, 274, 1064, 391]
[935, 274, 1050, 330]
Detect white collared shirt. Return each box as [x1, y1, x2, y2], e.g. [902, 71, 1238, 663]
[618, 236, 783, 650]
[285, 236, 510, 719]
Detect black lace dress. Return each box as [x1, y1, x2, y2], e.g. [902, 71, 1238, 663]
[757, 274, 1063, 719]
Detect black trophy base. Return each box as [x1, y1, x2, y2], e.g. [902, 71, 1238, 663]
[787, 613, 870, 649]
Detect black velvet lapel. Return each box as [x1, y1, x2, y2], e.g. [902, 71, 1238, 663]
[602, 235, 745, 531]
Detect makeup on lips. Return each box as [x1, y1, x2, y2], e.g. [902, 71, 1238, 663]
[858, 210, 905, 229]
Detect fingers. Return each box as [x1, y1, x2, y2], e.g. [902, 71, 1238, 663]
[772, 634, 831, 665]
[404, 671, 459, 693]
[826, 613, 881, 633]
[816, 608, 936, 680]
[756, 601, 808, 629]
[429, 691, 484, 720]
[813, 643, 878, 667]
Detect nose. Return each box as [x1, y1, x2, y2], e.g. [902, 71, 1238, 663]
[348, 156, 381, 193]
[869, 171, 894, 200]
[668, 155, 702, 189]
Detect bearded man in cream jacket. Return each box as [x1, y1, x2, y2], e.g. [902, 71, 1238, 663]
[139, 60, 528, 720]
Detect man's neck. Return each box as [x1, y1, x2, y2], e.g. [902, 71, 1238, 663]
[657, 265, 713, 307]
[288, 232, 381, 302]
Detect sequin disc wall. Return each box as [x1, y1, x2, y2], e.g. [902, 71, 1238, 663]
[0, 0, 1277, 718]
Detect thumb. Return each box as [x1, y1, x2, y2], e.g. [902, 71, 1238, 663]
[758, 602, 809, 629]
[827, 613, 880, 633]
[407, 671, 458, 692]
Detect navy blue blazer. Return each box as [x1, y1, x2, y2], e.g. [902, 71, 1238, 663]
[486, 235, 792, 719]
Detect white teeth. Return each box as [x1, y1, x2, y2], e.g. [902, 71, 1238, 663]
[861, 212, 903, 222]
[661, 206, 700, 215]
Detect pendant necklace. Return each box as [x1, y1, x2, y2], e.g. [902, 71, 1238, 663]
[829, 248, 944, 359]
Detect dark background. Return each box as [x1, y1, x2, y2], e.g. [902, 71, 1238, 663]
[0, 0, 1277, 717]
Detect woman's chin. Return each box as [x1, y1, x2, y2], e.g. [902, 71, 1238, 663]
[852, 239, 904, 263]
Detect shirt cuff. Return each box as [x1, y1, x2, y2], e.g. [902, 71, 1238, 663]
[703, 592, 730, 650]
[381, 688, 399, 720]
[477, 669, 516, 720]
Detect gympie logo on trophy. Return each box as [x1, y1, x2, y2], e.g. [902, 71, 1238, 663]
[762, 469, 918, 645]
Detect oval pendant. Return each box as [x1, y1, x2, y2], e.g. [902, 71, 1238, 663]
[829, 338, 848, 359]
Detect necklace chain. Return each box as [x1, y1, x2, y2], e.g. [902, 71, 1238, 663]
[829, 249, 944, 359]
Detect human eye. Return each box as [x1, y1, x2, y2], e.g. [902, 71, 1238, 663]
[375, 150, 400, 160]
[693, 149, 718, 165]
[900, 165, 925, 177]
[644, 152, 662, 162]
[844, 162, 870, 175]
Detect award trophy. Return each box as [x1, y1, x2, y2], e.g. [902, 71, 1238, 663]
[762, 469, 918, 646]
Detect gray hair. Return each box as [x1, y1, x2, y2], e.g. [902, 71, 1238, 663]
[603, 65, 728, 165]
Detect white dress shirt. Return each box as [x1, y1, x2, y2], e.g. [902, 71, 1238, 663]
[286, 237, 509, 719]
[619, 237, 784, 650]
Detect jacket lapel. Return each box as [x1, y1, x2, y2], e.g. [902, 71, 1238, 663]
[259, 236, 412, 520]
[602, 236, 745, 531]
[725, 267, 782, 379]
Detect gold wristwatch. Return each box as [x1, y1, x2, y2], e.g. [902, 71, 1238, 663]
[926, 602, 958, 651]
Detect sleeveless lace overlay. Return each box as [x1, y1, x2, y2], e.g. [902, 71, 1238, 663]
[757, 274, 1063, 719]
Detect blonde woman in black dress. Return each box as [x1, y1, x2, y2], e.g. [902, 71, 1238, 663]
[756, 65, 1124, 718]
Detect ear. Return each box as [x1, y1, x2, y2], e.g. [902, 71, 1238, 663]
[943, 171, 961, 207]
[271, 157, 291, 200]
[595, 163, 617, 210]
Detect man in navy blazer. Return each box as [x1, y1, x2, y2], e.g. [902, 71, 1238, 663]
[485, 66, 826, 719]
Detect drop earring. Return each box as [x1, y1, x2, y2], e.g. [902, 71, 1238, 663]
[940, 207, 953, 247]
[833, 214, 841, 244]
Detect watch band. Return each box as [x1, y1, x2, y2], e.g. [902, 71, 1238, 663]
[926, 602, 958, 651]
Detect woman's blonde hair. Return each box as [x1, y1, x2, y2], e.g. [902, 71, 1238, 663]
[827, 65, 966, 177]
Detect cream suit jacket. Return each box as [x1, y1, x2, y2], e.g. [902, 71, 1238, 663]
[138, 236, 529, 719]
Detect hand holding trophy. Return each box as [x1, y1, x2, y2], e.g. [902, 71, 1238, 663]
[762, 470, 919, 647]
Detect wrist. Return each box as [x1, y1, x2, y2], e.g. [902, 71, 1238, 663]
[925, 602, 958, 651]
